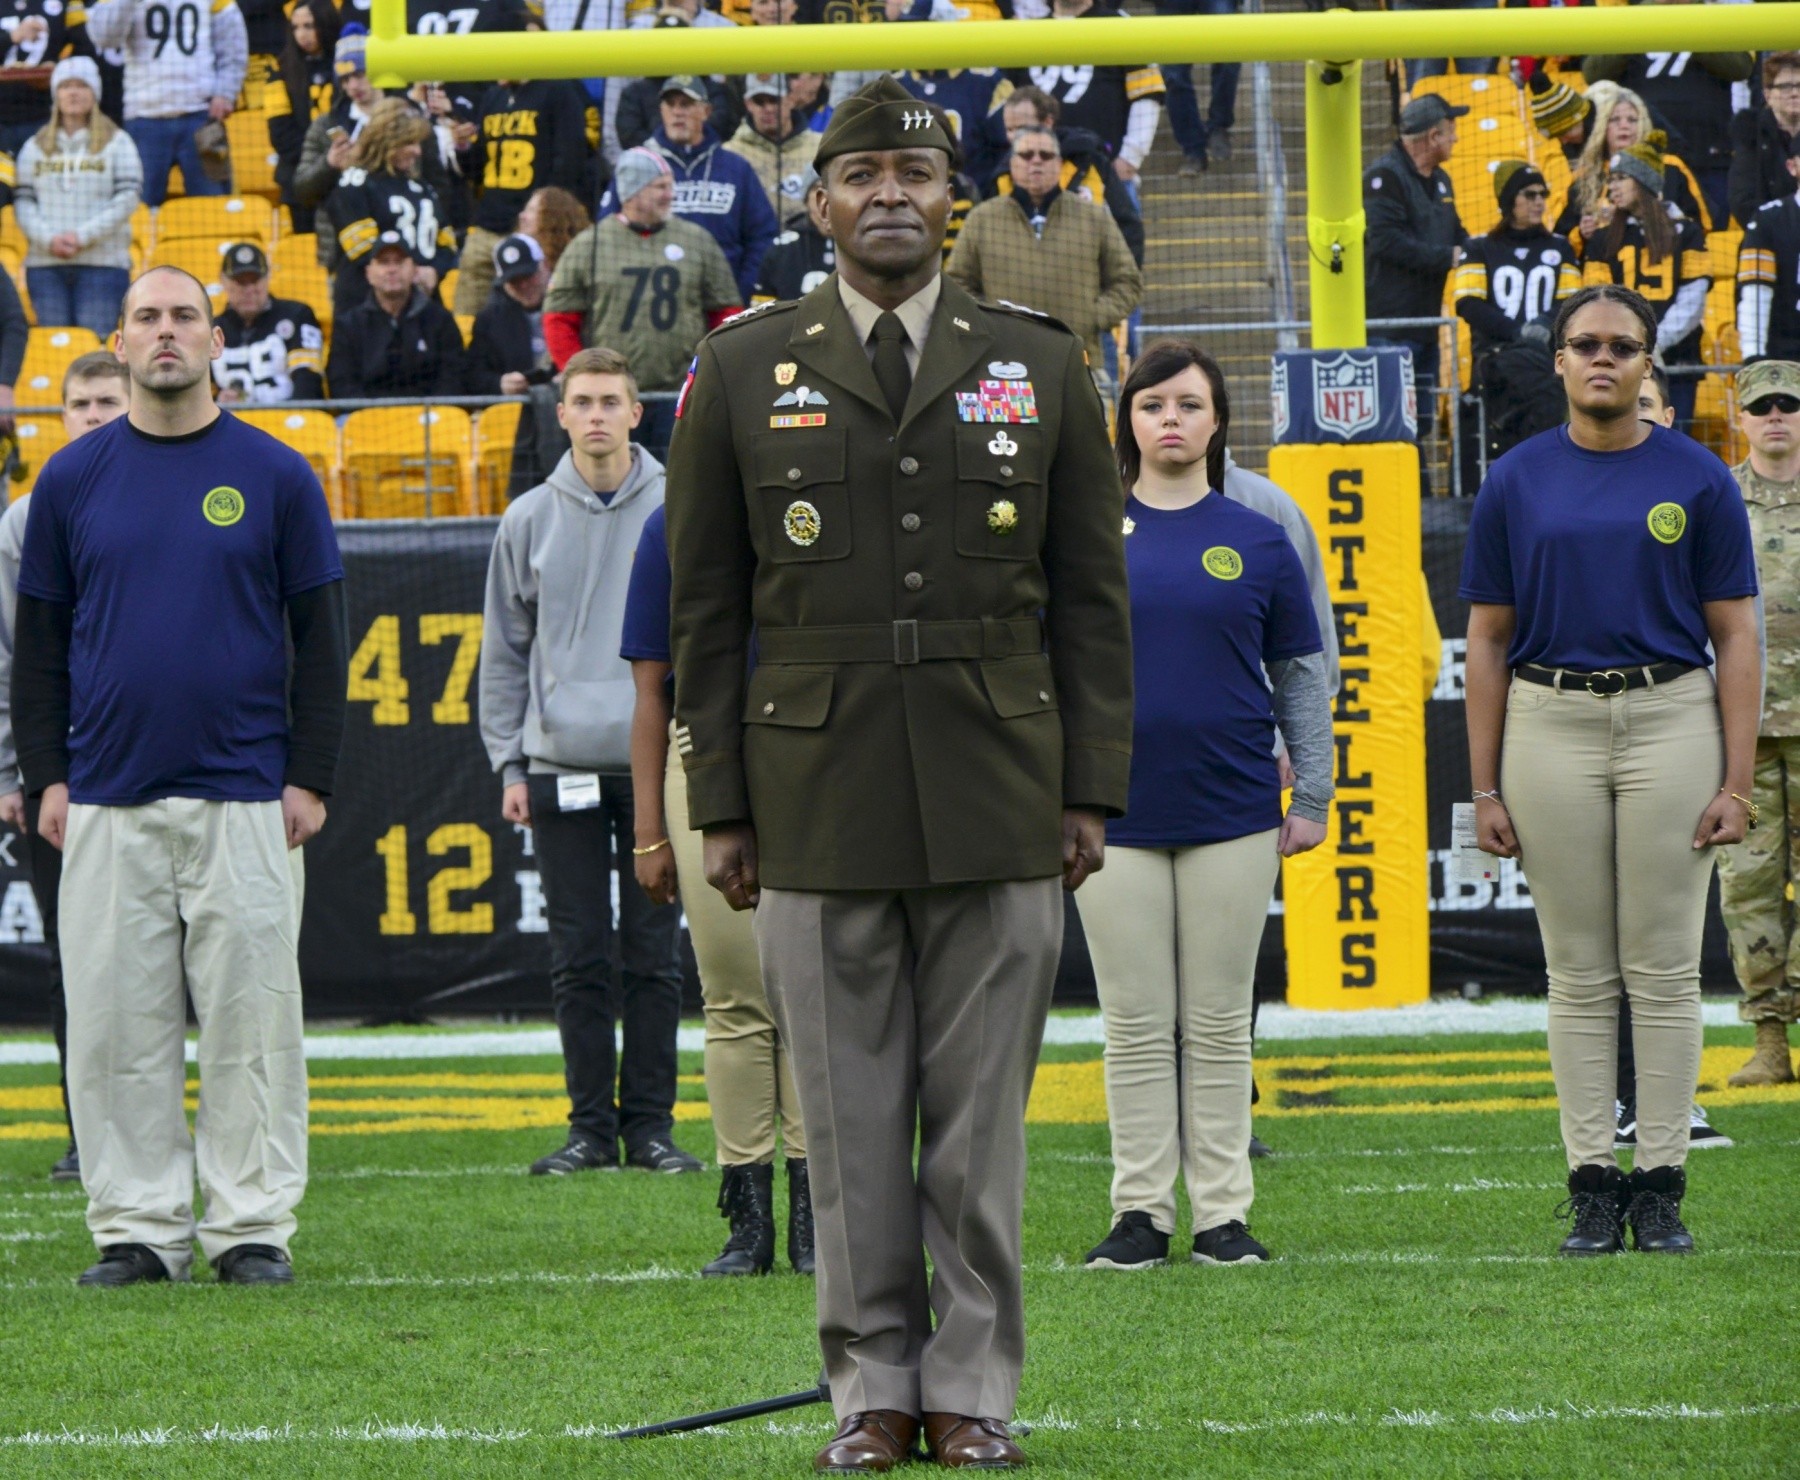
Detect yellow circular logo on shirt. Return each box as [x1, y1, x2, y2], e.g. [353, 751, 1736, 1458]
[1647, 502, 1686, 545]
[203, 486, 245, 527]
[1203, 545, 1243, 580]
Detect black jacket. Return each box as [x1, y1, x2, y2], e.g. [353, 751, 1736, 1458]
[616, 77, 740, 157]
[1729, 106, 1800, 230]
[1363, 141, 1467, 341]
[327, 288, 468, 400]
[467, 286, 547, 392]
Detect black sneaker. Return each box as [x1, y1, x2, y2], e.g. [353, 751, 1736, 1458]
[1248, 1134, 1274, 1160]
[1191, 1221, 1269, 1265]
[77, 1244, 170, 1287]
[530, 1132, 617, 1176]
[1614, 1099, 1638, 1150]
[1688, 1103, 1732, 1150]
[624, 1136, 703, 1174]
[1625, 1165, 1694, 1254]
[1084, 1210, 1168, 1270]
[216, 1244, 294, 1285]
[49, 1143, 80, 1182]
[1208, 130, 1233, 164]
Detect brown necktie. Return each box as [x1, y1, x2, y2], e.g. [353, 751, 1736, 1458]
[872, 310, 912, 424]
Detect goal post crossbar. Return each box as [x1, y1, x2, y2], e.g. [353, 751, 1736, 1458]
[365, 4, 1800, 85]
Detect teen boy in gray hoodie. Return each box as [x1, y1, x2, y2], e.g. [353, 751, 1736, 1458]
[479, 346, 700, 1179]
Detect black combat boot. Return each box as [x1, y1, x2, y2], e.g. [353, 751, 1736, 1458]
[787, 1157, 816, 1275]
[1625, 1165, 1694, 1254]
[701, 1163, 775, 1277]
[1555, 1164, 1626, 1256]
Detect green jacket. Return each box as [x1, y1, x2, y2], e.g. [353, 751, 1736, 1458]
[665, 272, 1133, 890]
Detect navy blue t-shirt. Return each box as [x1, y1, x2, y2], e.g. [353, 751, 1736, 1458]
[1109, 492, 1323, 849]
[619, 504, 672, 664]
[1458, 425, 1758, 670]
[18, 413, 344, 806]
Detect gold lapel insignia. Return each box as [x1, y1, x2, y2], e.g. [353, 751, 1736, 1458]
[987, 500, 1019, 535]
[784, 500, 822, 546]
[775, 362, 797, 385]
[953, 316, 971, 331]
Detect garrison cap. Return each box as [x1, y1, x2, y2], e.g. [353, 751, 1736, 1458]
[814, 75, 955, 168]
[1738, 359, 1800, 405]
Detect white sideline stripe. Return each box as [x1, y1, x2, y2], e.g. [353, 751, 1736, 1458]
[3, 1402, 1795, 1449]
[0, 999, 1754, 1064]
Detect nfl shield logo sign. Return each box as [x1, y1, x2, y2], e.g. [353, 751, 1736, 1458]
[1310, 352, 1381, 440]
[1271, 360, 1289, 443]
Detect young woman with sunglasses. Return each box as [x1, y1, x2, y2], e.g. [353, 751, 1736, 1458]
[1453, 160, 1581, 358]
[1079, 340, 1333, 1271]
[1462, 285, 1761, 1258]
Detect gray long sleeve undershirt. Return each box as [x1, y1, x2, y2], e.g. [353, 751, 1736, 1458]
[1267, 650, 1334, 825]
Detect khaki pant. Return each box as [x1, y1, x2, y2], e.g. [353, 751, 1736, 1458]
[665, 741, 804, 1164]
[455, 225, 505, 316]
[1715, 734, 1800, 1025]
[755, 879, 1062, 1421]
[61, 799, 307, 1279]
[1079, 830, 1281, 1235]
[1501, 669, 1721, 1171]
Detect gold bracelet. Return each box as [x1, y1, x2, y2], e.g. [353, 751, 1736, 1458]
[631, 839, 670, 856]
[1727, 793, 1760, 831]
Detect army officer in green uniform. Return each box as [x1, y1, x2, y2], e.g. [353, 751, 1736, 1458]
[666, 77, 1133, 1475]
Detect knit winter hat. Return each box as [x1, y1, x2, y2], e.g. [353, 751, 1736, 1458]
[335, 24, 368, 78]
[1493, 160, 1546, 215]
[49, 56, 101, 99]
[613, 146, 673, 205]
[1609, 131, 1666, 198]
[1527, 72, 1589, 140]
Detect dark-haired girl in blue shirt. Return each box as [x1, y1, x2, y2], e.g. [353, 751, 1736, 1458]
[1461, 284, 1760, 1258]
[1080, 340, 1334, 1273]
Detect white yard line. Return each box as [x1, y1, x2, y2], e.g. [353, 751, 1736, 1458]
[0, 999, 1754, 1066]
[3, 1401, 1794, 1449]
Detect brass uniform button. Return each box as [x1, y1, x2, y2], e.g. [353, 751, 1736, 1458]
[899, 456, 919, 475]
[901, 513, 921, 532]
[1000, 465, 1013, 477]
[904, 572, 924, 591]
[1038, 691, 1050, 702]
[763, 702, 776, 715]
[787, 468, 802, 481]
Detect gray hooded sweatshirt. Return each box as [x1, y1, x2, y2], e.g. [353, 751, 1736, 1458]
[479, 444, 663, 785]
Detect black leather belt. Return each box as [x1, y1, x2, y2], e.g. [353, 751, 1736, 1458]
[757, 617, 1044, 666]
[1513, 662, 1697, 696]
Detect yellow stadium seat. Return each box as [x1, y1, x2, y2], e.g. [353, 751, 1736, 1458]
[11, 414, 69, 498]
[156, 195, 277, 248]
[146, 238, 231, 308]
[239, 408, 344, 517]
[272, 234, 321, 275]
[0, 210, 24, 259]
[341, 405, 475, 518]
[227, 109, 283, 202]
[473, 402, 522, 513]
[1410, 73, 1528, 129]
[130, 203, 154, 253]
[270, 261, 333, 335]
[18, 327, 104, 406]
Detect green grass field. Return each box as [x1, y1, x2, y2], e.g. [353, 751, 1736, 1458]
[0, 1018, 1796, 1478]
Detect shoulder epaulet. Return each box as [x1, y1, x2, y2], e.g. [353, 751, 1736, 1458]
[985, 298, 1081, 339]
[707, 299, 799, 338]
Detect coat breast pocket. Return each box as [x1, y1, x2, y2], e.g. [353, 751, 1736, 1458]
[953, 423, 1046, 559]
[751, 428, 853, 563]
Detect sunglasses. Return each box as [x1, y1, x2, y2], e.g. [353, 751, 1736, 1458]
[1014, 150, 1059, 163]
[1561, 336, 1646, 360]
[1745, 394, 1800, 417]
[1517, 187, 1549, 200]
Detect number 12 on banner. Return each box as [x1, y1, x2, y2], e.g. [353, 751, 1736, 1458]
[376, 823, 495, 936]
[349, 613, 484, 726]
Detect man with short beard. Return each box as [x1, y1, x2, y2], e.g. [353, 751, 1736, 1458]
[11, 266, 348, 1289]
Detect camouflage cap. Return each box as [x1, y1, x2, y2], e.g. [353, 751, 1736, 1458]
[814, 75, 954, 168]
[1738, 359, 1800, 405]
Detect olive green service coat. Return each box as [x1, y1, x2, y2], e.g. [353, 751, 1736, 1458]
[665, 273, 1133, 891]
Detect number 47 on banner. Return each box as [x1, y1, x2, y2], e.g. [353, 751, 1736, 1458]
[348, 613, 484, 726]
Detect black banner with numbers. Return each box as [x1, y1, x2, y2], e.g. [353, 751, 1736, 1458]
[0, 510, 1735, 1024]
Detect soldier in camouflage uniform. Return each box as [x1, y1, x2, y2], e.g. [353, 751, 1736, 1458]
[1719, 359, 1800, 1086]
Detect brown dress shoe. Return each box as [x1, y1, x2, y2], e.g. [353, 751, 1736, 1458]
[923, 1413, 1025, 1469]
[815, 1410, 920, 1473]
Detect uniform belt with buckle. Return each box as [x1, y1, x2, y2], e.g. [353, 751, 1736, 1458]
[1512, 662, 1696, 696]
[758, 618, 1045, 666]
